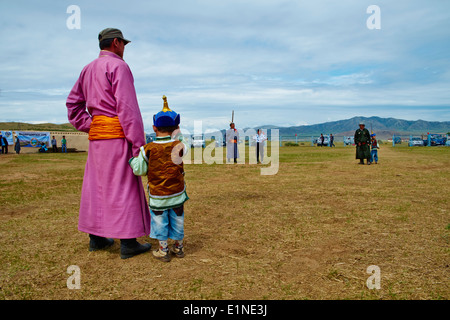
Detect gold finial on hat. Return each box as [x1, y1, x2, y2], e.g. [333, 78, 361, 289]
[162, 95, 172, 112]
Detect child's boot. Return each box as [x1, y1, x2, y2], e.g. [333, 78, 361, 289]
[153, 241, 171, 262]
[170, 241, 185, 258]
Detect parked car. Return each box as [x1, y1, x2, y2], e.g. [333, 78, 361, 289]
[430, 134, 446, 146]
[410, 137, 424, 146]
[214, 133, 226, 147]
[215, 139, 226, 147]
[316, 135, 329, 146]
[344, 136, 354, 146]
[191, 135, 205, 148]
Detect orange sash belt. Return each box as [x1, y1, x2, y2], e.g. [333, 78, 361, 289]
[89, 115, 125, 141]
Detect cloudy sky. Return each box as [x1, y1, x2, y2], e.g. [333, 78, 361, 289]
[1, 0, 449, 132]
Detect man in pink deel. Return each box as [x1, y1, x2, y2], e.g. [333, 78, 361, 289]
[66, 28, 151, 259]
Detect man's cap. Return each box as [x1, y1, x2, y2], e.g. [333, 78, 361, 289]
[153, 96, 180, 127]
[98, 28, 130, 44]
[359, 122, 365, 125]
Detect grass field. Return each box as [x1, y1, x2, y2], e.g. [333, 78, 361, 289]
[0, 142, 448, 300]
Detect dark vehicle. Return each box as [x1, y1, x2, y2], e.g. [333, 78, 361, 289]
[393, 136, 402, 144]
[430, 134, 446, 146]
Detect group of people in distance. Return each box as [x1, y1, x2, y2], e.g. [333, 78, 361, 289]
[318, 133, 335, 147]
[355, 122, 379, 165]
[50, 136, 67, 153]
[0, 134, 67, 155]
[0, 133, 22, 154]
[317, 123, 379, 165]
[225, 124, 267, 164]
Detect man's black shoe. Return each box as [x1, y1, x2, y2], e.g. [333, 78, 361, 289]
[120, 239, 152, 259]
[89, 234, 114, 252]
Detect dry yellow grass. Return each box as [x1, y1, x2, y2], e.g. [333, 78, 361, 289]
[0, 143, 448, 300]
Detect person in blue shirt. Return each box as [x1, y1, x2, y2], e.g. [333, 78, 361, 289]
[1, 135, 8, 154]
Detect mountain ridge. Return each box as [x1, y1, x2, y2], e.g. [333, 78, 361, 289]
[255, 116, 450, 138]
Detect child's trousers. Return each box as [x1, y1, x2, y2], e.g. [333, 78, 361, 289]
[370, 150, 378, 163]
[150, 206, 184, 241]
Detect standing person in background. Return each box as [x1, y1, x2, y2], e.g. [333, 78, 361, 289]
[370, 133, 380, 164]
[354, 122, 371, 165]
[329, 133, 335, 147]
[1, 135, 8, 154]
[66, 28, 151, 259]
[61, 136, 67, 153]
[226, 122, 239, 163]
[14, 135, 21, 154]
[319, 133, 324, 147]
[51, 136, 58, 152]
[253, 129, 267, 164]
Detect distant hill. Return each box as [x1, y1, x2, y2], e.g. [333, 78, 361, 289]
[257, 116, 450, 139]
[0, 122, 77, 132]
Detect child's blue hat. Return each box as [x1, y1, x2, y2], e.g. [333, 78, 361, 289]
[153, 95, 180, 127]
[371, 133, 376, 137]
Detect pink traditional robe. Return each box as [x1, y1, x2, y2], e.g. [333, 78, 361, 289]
[66, 50, 150, 239]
